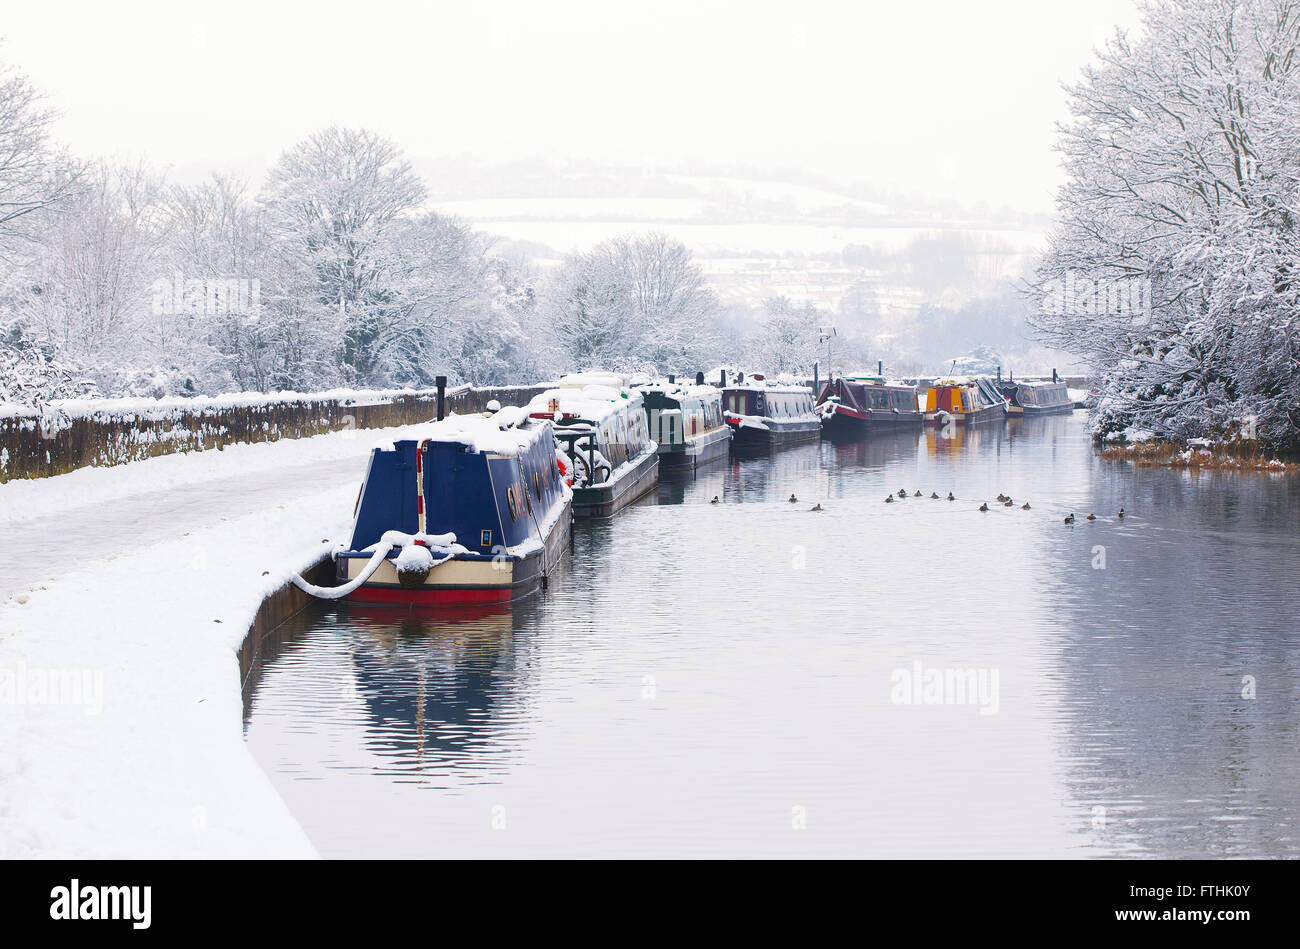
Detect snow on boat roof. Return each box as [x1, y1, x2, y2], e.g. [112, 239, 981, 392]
[525, 384, 643, 422]
[707, 366, 810, 388]
[636, 379, 721, 400]
[404, 411, 548, 456]
[727, 380, 813, 392]
[840, 374, 915, 389]
[556, 371, 629, 389]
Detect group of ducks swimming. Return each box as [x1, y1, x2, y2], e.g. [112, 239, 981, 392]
[708, 491, 1127, 523]
[883, 489, 971, 505]
[880, 488, 1026, 508]
[1063, 509, 1125, 524]
[879, 488, 1126, 524]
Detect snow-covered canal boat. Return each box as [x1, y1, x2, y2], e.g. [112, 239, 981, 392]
[923, 377, 1009, 427]
[309, 412, 572, 606]
[526, 375, 659, 518]
[995, 378, 1075, 417]
[637, 378, 731, 471]
[815, 373, 923, 440]
[723, 376, 821, 451]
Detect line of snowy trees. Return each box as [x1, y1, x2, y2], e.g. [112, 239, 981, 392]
[0, 54, 835, 408]
[1032, 0, 1300, 451]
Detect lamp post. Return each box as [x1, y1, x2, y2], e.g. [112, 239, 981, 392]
[818, 325, 837, 377]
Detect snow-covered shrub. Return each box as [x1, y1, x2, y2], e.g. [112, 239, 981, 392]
[0, 319, 98, 408]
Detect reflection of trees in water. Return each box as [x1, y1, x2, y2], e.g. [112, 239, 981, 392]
[1046, 466, 1300, 856]
[1004, 415, 1078, 470]
[344, 604, 534, 779]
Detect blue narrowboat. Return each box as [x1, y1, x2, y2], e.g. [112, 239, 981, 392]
[311, 412, 572, 607]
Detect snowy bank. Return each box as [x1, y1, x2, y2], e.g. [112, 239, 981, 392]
[0, 419, 449, 858]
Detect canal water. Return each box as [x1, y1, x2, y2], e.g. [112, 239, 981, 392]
[243, 413, 1300, 857]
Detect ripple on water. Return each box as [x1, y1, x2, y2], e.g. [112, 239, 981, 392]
[244, 415, 1300, 857]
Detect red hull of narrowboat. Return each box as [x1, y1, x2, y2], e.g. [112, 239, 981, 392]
[346, 585, 514, 606]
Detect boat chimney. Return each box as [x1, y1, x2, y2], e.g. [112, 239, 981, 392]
[997, 366, 1002, 384]
[878, 360, 883, 376]
[436, 375, 447, 421]
[695, 371, 704, 385]
[813, 361, 819, 396]
[1052, 368, 1058, 383]
[719, 369, 726, 388]
[668, 373, 675, 384]
[738, 372, 744, 384]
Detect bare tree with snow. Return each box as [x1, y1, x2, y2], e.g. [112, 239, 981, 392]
[260, 127, 426, 386]
[0, 55, 81, 258]
[544, 231, 719, 374]
[1032, 0, 1300, 450]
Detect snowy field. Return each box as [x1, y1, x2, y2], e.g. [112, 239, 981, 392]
[470, 220, 1046, 258]
[0, 422, 437, 858]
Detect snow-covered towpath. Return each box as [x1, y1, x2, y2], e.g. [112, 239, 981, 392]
[0, 424, 427, 858]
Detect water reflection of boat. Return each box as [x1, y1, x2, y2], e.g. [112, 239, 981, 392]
[653, 459, 728, 505]
[341, 602, 522, 771]
[923, 421, 1008, 456]
[924, 377, 1009, 427]
[815, 374, 923, 440]
[826, 427, 922, 468]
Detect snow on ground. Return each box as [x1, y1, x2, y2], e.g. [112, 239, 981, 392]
[0, 425, 417, 528]
[0, 420, 439, 858]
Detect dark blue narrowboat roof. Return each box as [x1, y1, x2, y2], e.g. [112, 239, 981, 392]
[347, 417, 567, 556]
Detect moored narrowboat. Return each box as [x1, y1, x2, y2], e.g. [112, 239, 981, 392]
[924, 377, 1009, 426]
[996, 378, 1075, 417]
[637, 379, 731, 470]
[315, 411, 572, 607]
[723, 376, 821, 451]
[815, 374, 923, 440]
[527, 375, 659, 518]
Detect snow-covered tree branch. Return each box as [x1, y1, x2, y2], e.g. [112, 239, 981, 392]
[1032, 0, 1300, 450]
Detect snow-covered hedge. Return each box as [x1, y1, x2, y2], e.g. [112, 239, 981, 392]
[0, 383, 548, 483]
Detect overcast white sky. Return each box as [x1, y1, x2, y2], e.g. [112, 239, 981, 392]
[2, 0, 1143, 214]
